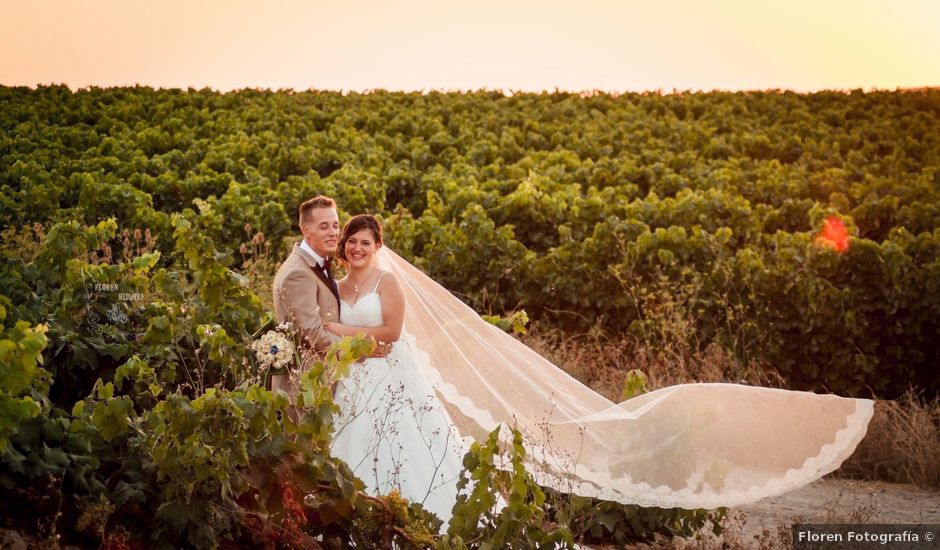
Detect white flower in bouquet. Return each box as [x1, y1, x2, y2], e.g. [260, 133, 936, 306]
[251, 329, 295, 373]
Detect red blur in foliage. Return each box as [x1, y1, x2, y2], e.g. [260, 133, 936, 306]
[815, 216, 850, 253]
[276, 483, 307, 547]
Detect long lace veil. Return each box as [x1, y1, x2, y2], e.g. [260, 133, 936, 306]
[376, 247, 874, 509]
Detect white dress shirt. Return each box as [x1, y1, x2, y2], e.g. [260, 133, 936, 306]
[299, 240, 328, 271]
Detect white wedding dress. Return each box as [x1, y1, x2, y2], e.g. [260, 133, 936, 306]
[330, 277, 467, 525]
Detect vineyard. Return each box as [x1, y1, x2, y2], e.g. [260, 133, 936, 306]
[1, 85, 939, 547]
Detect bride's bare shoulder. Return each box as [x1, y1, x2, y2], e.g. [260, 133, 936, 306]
[375, 270, 403, 294]
[376, 269, 399, 286]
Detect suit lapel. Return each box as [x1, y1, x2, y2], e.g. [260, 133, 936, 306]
[293, 243, 341, 316]
[310, 262, 341, 314]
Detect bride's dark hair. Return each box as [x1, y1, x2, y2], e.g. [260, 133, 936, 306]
[337, 214, 383, 261]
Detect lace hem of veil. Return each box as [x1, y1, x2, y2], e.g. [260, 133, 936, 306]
[550, 398, 874, 509]
[402, 325, 872, 508]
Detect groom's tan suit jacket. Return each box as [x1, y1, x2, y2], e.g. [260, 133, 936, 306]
[271, 242, 340, 399]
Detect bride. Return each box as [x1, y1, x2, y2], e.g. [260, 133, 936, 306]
[324, 214, 873, 518]
[324, 214, 465, 524]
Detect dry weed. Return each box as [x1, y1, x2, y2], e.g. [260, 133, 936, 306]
[239, 223, 277, 312]
[838, 390, 940, 489]
[0, 223, 47, 272]
[820, 488, 879, 524]
[522, 326, 782, 402]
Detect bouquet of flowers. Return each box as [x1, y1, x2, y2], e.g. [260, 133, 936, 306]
[251, 322, 297, 376]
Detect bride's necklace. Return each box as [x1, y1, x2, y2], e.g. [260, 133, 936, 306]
[348, 267, 375, 296]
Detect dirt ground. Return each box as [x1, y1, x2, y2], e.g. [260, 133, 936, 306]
[583, 477, 940, 549]
[738, 478, 938, 528]
[717, 477, 940, 548]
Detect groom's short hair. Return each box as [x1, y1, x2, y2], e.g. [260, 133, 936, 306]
[299, 195, 337, 226]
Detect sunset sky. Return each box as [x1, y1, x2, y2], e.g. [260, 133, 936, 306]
[2, 0, 938, 93]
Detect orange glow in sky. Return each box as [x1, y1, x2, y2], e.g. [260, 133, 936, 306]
[2, 0, 938, 92]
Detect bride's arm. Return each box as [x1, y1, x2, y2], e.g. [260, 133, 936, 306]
[323, 273, 404, 343]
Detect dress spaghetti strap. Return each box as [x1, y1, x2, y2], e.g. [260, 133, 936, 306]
[371, 271, 386, 294]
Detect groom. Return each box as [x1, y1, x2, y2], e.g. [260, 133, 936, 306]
[271, 195, 342, 403]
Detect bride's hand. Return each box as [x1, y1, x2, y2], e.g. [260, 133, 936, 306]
[355, 338, 390, 363]
[370, 340, 391, 358]
[323, 321, 341, 335]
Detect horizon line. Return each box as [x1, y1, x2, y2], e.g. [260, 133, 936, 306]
[5, 82, 940, 96]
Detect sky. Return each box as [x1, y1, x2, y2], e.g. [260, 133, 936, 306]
[2, 0, 939, 93]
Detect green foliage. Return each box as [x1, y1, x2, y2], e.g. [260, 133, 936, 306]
[548, 490, 725, 547]
[141, 386, 287, 546]
[171, 212, 264, 336]
[4, 86, 940, 398]
[2, 86, 940, 545]
[0, 305, 50, 452]
[440, 424, 722, 549]
[622, 368, 648, 400]
[482, 310, 529, 335]
[443, 425, 574, 549]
